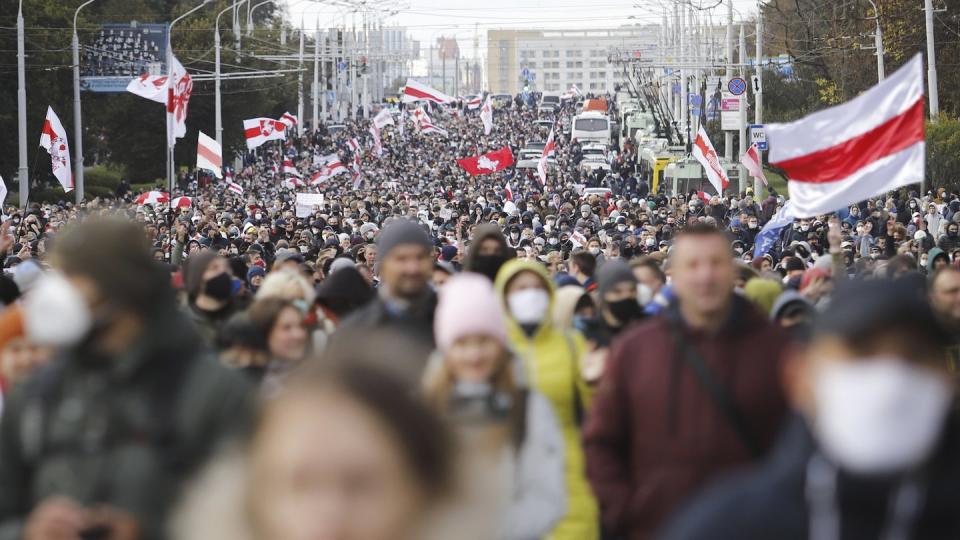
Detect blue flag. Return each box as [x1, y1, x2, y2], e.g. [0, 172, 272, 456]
[753, 202, 796, 258]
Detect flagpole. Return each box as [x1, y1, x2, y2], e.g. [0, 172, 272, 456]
[73, 0, 97, 205]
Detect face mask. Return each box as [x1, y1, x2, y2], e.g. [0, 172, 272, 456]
[470, 254, 508, 282]
[507, 288, 549, 325]
[548, 237, 558, 245]
[748, 222, 758, 229]
[813, 357, 952, 475]
[800, 225, 810, 232]
[589, 247, 601, 256]
[581, 211, 590, 217]
[921, 257, 928, 266]
[255, 213, 262, 220]
[617, 225, 627, 232]
[607, 297, 643, 325]
[204, 272, 234, 301]
[22, 272, 93, 347]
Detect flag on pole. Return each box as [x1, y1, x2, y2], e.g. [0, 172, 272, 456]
[412, 107, 432, 129]
[196, 131, 222, 178]
[537, 128, 556, 185]
[740, 143, 767, 186]
[401, 79, 455, 104]
[421, 122, 449, 137]
[166, 54, 192, 146]
[466, 95, 482, 110]
[753, 202, 797, 258]
[457, 147, 515, 176]
[691, 126, 729, 194]
[505, 181, 514, 202]
[226, 180, 244, 195]
[369, 125, 383, 157]
[39, 107, 73, 192]
[126, 73, 168, 103]
[373, 108, 394, 129]
[767, 54, 925, 218]
[244, 118, 288, 150]
[279, 112, 299, 129]
[480, 95, 494, 135]
[283, 158, 301, 178]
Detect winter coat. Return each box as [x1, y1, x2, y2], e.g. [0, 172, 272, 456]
[0, 304, 253, 540]
[335, 288, 438, 351]
[659, 414, 960, 540]
[494, 260, 600, 540]
[583, 297, 790, 540]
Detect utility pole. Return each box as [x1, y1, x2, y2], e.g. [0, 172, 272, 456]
[924, 0, 939, 120]
[724, 0, 733, 164]
[320, 30, 327, 122]
[17, 0, 28, 208]
[313, 25, 320, 132]
[680, 6, 688, 148]
[362, 13, 369, 118]
[73, 0, 97, 204]
[738, 23, 747, 193]
[754, 0, 764, 197]
[297, 21, 305, 136]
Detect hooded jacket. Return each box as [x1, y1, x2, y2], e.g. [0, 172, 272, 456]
[494, 260, 598, 540]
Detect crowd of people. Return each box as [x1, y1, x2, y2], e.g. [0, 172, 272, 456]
[0, 92, 959, 540]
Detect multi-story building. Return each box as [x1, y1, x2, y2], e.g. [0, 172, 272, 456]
[487, 26, 659, 95]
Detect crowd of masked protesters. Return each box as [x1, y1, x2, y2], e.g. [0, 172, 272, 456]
[0, 91, 958, 540]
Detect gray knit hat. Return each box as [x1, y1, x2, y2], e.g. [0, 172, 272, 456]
[596, 259, 637, 298]
[376, 219, 432, 259]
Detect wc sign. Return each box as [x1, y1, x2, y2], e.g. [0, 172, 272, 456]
[749, 124, 767, 151]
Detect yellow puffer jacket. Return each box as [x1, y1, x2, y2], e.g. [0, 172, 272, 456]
[495, 260, 599, 540]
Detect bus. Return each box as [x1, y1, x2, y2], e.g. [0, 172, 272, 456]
[570, 111, 611, 145]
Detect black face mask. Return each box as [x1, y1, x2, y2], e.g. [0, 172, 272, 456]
[607, 298, 643, 326]
[204, 272, 233, 301]
[470, 254, 509, 282]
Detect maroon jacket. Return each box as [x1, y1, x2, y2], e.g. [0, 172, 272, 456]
[583, 296, 790, 540]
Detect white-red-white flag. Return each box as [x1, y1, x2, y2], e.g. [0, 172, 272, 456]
[401, 79, 455, 104]
[421, 122, 448, 137]
[283, 158, 301, 178]
[740, 143, 768, 186]
[321, 160, 348, 177]
[373, 108, 394, 129]
[505, 181, 513, 202]
[39, 107, 73, 192]
[166, 54, 192, 146]
[691, 126, 729, 195]
[279, 112, 298, 128]
[126, 73, 168, 103]
[537, 128, 556, 186]
[466, 96, 482, 110]
[767, 54, 925, 218]
[480, 95, 494, 135]
[135, 191, 168, 206]
[244, 117, 288, 150]
[369, 125, 383, 157]
[196, 131, 222, 178]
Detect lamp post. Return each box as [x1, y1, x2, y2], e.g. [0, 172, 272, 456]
[865, 0, 885, 81]
[17, 0, 27, 208]
[73, 0, 98, 204]
[247, 1, 274, 36]
[166, 0, 213, 194]
[216, 0, 248, 148]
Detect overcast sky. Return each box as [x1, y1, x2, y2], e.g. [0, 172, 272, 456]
[284, 0, 761, 61]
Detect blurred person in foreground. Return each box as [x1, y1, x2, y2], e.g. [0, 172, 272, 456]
[174, 340, 454, 540]
[929, 267, 960, 371]
[424, 273, 566, 540]
[584, 224, 790, 540]
[660, 278, 960, 540]
[0, 218, 252, 540]
[494, 260, 598, 540]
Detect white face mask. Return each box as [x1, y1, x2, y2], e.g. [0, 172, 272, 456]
[813, 357, 952, 475]
[636, 283, 653, 305]
[22, 272, 93, 347]
[507, 288, 549, 325]
[589, 247, 601, 255]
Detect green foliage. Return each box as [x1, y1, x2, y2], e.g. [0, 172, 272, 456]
[84, 164, 124, 191]
[926, 119, 960, 190]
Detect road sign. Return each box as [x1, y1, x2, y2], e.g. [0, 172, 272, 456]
[721, 92, 742, 130]
[751, 75, 762, 94]
[749, 124, 767, 151]
[728, 77, 747, 96]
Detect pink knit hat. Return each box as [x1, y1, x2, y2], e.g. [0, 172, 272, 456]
[434, 273, 509, 353]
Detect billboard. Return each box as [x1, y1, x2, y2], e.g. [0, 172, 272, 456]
[80, 22, 169, 93]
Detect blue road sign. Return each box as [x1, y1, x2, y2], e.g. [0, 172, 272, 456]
[728, 77, 747, 96]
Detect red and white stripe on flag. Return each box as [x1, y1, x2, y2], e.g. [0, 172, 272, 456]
[691, 126, 729, 194]
[283, 158, 302, 178]
[768, 54, 925, 218]
[126, 73, 168, 103]
[166, 54, 192, 146]
[421, 122, 449, 137]
[537, 129, 556, 185]
[196, 131, 222, 178]
[373, 108, 394, 129]
[39, 107, 73, 192]
[280, 112, 299, 128]
[401, 79, 455, 104]
[467, 96, 482, 110]
[244, 118, 287, 150]
[135, 191, 168, 206]
[226, 180, 244, 195]
[505, 182, 513, 202]
[740, 144, 768, 186]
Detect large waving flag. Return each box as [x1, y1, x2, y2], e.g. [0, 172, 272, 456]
[767, 54, 924, 218]
[537, 128, 556, 185]
[39, 107, 73, 192]
[480, 95, 494, 135]
[753, 202, 797, 258]
[166, 54, 192, 146]
[126, 73, 168, 103]
[401, 79, 455, 104]
[196, 131, 222, 178]
[691, 126, 729, 194]
[244, 117, 288, 150]
[457, 146, 515, 176]
[373, 108, 394, 129]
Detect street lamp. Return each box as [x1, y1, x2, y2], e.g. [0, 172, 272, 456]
[166, 0, 213, 193]
[72, 0, 97, 204]
[216, 0, 248, 148]
[17, 0, 27, 208]
[865, 0, 885, 81]
[247, 1, 275, 36]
